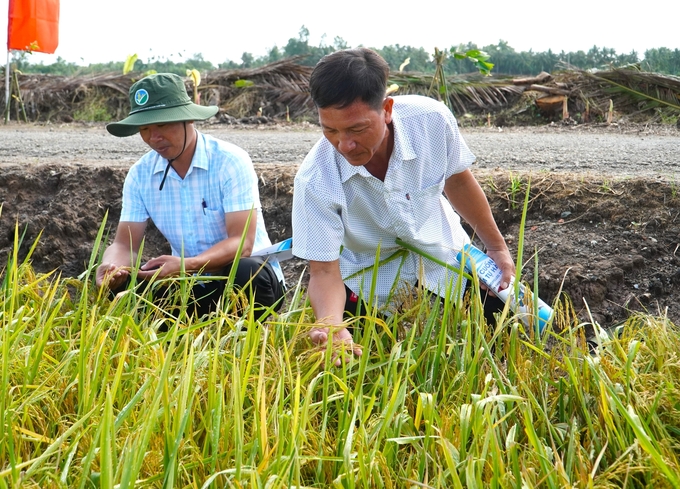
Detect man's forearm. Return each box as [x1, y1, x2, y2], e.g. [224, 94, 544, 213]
[182, 208, 258, 273]
[308, 260, 347, 326]
[445, 170, 507, 250]
[445, 170, 515, 285]
[185, 236, 254, 273]
[101, 242, 138, 268]
[306, 260, 363, 362]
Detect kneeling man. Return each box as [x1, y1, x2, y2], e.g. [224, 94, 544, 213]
[97, 73, 284, 316]
[292, 48, 513, 358]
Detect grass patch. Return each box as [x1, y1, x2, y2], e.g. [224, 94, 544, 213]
[72, 95, 113, 122]
[72, 104, 111, 122]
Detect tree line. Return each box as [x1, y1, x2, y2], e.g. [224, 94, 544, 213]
[11, 26, 680, 77]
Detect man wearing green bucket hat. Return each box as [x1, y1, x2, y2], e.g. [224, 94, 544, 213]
[96, 73, 285, 316]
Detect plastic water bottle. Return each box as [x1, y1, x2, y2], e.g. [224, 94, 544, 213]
[456, 244, 553, 333]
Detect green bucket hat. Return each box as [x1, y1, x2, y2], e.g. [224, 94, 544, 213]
[106, 73, 218, 137]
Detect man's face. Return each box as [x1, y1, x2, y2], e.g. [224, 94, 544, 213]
[318, 98, 393, 167]
[138, 122, 187, 160]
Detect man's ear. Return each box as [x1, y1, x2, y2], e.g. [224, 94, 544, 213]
[383, 97, 394, 124]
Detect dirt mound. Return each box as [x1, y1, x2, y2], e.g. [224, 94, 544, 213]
[1, 162, 678, 326]
[480, 173, 680, 325]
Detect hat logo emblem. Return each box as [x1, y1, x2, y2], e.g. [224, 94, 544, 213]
[134, 89, 149, 106]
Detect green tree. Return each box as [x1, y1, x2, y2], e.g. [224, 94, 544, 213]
[281, 25, 342, 66]
[475, 40, 516, 74]
[283, 25, 311, 58]
[376, 45, 431, 72]
[643, 47, 680, 74]
[266, 46, 282, 63]
[12, 34, 677, 77]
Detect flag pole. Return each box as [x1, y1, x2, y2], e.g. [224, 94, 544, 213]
[4, 50, 10, 123]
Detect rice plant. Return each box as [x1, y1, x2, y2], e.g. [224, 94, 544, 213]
[1, 219, 679, 488]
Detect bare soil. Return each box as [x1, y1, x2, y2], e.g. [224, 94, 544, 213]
[1, 121, 679, 327]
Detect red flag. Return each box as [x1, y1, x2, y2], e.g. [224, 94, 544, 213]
[7, 0, 59, 53]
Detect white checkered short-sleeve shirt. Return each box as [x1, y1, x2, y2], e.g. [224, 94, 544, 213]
[121, 131, 283, 282]
[292, 95, 475, 305]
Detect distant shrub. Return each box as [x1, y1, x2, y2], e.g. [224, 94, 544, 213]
[73, 97, 112, 122]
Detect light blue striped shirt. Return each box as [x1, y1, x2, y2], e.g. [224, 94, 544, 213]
[121, 131, 283, 282]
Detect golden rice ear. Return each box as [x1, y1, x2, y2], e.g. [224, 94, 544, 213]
[386, 84, 399, 96]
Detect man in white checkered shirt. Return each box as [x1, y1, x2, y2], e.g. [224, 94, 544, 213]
[96, 73, 284, 317]
[292, 48, 514, 363]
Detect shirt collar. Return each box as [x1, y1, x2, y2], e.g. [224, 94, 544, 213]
[152, 130, 209, 175]
[337, 106, 417, 183]
[390, 108, 417, 162]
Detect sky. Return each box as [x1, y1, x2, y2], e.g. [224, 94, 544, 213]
[3, 0, 680, 67]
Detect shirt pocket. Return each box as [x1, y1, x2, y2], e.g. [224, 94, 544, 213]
[201, 208, 227, 246]
[406, 182, 445, 243]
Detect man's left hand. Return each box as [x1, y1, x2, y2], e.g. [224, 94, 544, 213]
[485, 247, 515, 291]
[137, 255, 183, 280]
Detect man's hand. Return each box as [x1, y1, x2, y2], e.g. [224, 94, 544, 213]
[309, 325, 363, 367]
[136, 255, 183, 280]
[485, 247, 515, 291]
[95, 254, 184, 292]
[96, 221, 147, 290]
[96, 263, 130, 290]
[305, 260, 361, 366]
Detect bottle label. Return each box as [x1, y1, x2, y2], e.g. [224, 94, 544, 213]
[459, 244, 502, 293]
[457, 244, 553, 333]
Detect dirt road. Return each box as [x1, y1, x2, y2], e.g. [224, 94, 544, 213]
[1, 121, 679, 327]
[2, 122, 679, 178]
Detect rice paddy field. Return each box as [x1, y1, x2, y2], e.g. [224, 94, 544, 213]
[2, 216, 680, 489]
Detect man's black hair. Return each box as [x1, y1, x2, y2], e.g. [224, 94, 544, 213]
[309, 48, 390, 110]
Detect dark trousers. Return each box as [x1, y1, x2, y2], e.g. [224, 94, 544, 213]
[342, 280, 506, 326]
[112, 256, 284, 318]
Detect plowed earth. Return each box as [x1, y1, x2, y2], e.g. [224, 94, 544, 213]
[1, 121, 679, 327]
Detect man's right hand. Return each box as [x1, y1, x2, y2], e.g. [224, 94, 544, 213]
[96, 221, 147, 291]
[306, 260, 362, 366]
[95, 263, 130, 290]
[309, 325, 363, 367]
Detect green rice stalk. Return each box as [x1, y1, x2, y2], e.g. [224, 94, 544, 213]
[100, 388, 115, 489]
[162, 342, 196, 487]
[17, 407, 96, 480]
[513, 180, 528, 325]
